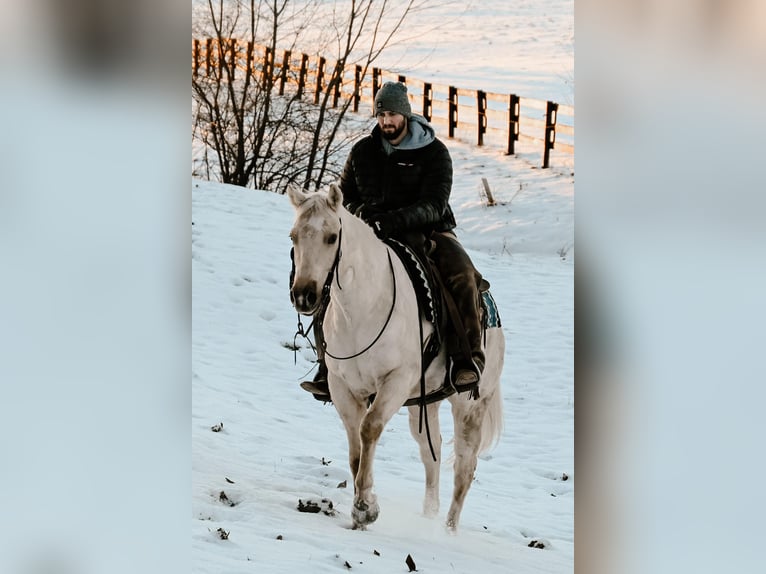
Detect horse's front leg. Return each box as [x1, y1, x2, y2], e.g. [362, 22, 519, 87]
[407, 402, 442, 518]
[351, 390, 405, 529]
[330, 382, 367, 493]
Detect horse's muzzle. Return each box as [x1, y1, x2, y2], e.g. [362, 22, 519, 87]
[290, 280, 320, 315]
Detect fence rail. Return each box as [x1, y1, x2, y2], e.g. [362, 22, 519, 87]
[192, 38, 574, 168]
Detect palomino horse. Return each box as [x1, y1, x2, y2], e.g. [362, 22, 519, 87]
[288, 182, 505, 531]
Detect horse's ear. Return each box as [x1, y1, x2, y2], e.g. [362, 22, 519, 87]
[327, 182, 342, 210]
[287, 183, 309, 208]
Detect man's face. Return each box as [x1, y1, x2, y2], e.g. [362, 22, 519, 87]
[376, 111, 407, 143]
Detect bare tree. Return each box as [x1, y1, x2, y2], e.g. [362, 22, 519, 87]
[192, 0, 432, 192]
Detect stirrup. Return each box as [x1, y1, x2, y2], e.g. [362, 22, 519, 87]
[450, 358, 482, 398]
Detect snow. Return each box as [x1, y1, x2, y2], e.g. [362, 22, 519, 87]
[192, 175, 573, 572]
[192, 1, 574, 564]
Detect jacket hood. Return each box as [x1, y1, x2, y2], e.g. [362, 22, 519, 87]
[397, 114, 436, 149]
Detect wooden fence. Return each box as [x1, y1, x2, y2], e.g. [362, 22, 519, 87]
[192, 38, 574, 168]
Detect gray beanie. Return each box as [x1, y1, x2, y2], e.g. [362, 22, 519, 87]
[374, 82, 411, 117]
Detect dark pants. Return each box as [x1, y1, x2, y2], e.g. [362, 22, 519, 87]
[428, 231, 486, 372]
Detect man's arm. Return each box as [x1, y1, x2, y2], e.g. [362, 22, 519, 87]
[339, 148, 363, 214]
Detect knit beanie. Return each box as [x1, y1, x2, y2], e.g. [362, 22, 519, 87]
[374, 82, 412, 118]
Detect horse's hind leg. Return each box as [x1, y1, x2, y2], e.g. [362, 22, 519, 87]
[446, 402, 484, 531]
[407, 403, 442, 517]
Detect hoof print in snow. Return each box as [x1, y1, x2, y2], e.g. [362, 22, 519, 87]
[344, 560, 352, 569]
[297, 498, 336, 516]
[216, 528, 229, 540]
[528, 540, 545, 549]
[211, 422, 224, 432]
[337, 480, 347, 488]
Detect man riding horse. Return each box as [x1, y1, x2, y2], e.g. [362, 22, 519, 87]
[300, 81, 486, 401]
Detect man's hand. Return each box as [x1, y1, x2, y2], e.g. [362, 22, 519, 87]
[354, 204, 399, 239]
[370, 212, 397, 239]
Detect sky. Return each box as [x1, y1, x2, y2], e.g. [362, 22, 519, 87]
[193, 2, 573, 571]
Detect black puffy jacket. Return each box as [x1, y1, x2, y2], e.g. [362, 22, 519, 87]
[339, 118, 457, 235]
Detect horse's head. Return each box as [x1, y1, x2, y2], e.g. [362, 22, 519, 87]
[288, 182, 343, 315]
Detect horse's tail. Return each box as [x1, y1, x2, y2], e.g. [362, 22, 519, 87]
[477, 328, 505, 454]
[477, 383, 504, 454]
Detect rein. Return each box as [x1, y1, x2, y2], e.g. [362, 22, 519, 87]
[292, 215, 440, 461]
[321, 227, 398, 360]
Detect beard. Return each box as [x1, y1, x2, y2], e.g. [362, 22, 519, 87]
[381, 123, 406, 141]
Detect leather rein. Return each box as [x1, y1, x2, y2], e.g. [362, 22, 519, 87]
[293, 217, 441, 461]
[318, 222, 398, 361]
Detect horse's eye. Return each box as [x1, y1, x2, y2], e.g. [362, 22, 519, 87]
[326, 233, 338, 244]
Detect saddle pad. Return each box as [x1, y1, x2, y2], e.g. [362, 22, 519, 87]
[384, 238, 439, 325]
[482, 290, 502, 328]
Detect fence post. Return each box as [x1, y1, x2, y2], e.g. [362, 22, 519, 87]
[353, 65, 362, 113]
[263, 46, 274, 87]
[245, 41, 254, 79]
[477, 90, 487, 146]
[481, 178, 496, 206]
[372, 68, 381, 99]
[448, 86, 458, 139]
[205, 38, 213, 75]
[297, 53, 309, 98]
[314, 56, 326, 105]
[279, 50, 291, 95]
[332, 60, 343, 108]
[422, 82, 433, 122]
[542, 100, 558, 168]
[193, 39, 200, 77]
[216, 38, 225, 76]
[506, 94, 520, 155]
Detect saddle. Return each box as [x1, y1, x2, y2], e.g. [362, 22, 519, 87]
[383, 237, 501, 405]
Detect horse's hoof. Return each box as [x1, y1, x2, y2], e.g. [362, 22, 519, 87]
[445, 516, 459, 533]
[352, 497, 380, 527]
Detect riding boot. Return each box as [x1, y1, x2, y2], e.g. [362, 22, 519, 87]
[300, 359, 331, 402]
[299, 311, 332, 402]
[429, 231, 486, 394]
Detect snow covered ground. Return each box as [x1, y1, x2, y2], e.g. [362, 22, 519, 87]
[192, 164, 573, 574]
